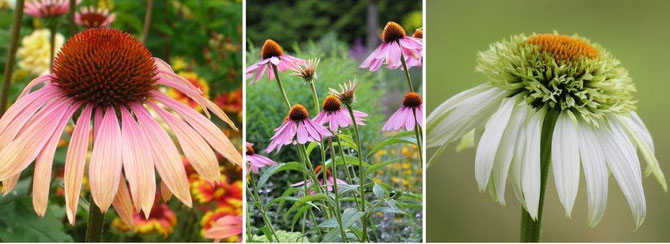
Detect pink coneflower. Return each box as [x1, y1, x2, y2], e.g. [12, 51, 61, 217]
[0, 28, 241, 225]
[265, 104, 332, 153]
[382, 92, 423, 131]
[313, 95, 367, 132]
[75, 6, 115, 28]
[360, 21, 423, 71]
[204, 215, 243, 242]
[25, 0, 78, 18]
[246, 142, 277, 174]
[291, 165, 347, 193]
[246, 39, 305, 84]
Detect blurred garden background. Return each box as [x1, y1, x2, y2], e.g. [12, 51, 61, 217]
[426, 0, 670, 242]
[0, 0, 242, 241]
[246, 0, 422, 242]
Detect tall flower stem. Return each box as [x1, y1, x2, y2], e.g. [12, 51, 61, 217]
[520, 110, 559, 242]
[306, 80, 329, 197]
[0, 0, 25, 116]
[400, 54, 424, 165]
[272, 64, 291, 110]
[140, 0, 154, 43]
[48, 20, 59, 67]
[68, 0, 76, 36]
[335, 136, 356, 191]
[345, 105, 368, 242]
[85, 196, 105, 242]
[328, 136, 348, 242]
[249, 174, 280, 242]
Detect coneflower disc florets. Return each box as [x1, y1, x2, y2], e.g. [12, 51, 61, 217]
[51, 28, 156, 107]
[261, 39, 283, 59]
[412, 28, 423, 39]
[403, 92, 422, 108]
[314, 165, 332, 177]
[246, 144, 255, 155]
[382, 21, 406, 43]
[288, 104, 310, 121]
[322, 95, 342, 112]
[477, 33, 636, 123]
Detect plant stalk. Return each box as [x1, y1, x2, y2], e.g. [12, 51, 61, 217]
[328, 137, 348, 242]
[520, 110, 559, 242]
[68, 0, 76, 36]
[400, 53, 414, 92]
[249, 174, 280, 242]
[141, 0, 154, 43]
[0, 0, 25, 116]
[411, 109, 423, 163]
[85, 196, 105, 242]
[345, 105, 368, 242]
[272, 64, 291, 110]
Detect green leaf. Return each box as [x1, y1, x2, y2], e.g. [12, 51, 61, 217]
[290, 205, 312, 231]
[0, 196, 73, 242]
[322, 208, 365, 242]
[305, 141, 320, 156]
[285, 193, 331, 216]
[366, 131, 417, 158]
[365, 157, 408, 175]
[336, 134, 358, 151]
[257, 162, 306, 188]
[373, 183, 388, 198]
[325, 155, 370, 167]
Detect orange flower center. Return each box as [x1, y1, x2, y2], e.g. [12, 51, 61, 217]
[526, 34, 599, 62]
[261, 39, 283, 59]
[245, 145, 255, 155]
[51, 28, 156, 107]
[322, 95, 342, 112]
[314, 165, 332, 177]
[382, 21, 406, 43]
[412, 28, 423, 39]
[288, 104, 310, 121]
[403, 92, 422, 108]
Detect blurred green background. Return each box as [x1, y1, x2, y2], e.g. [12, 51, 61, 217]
[426, 0, 670, 242]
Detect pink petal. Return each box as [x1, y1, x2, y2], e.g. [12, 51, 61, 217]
[64, 104, 93, 225]
[112, 175, 135, 227]
[120, 106, 156, 215]
[89, 106, 123, 212]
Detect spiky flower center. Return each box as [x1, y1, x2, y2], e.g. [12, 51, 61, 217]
[382, 21, 406, 43]
[403, 92, 422, 108]
[261, 39, 283, 59]
[322, 95, 342, 112]
[477, 33, 636, 122]
[314, 165, 332, 177]
[412, 28, 423, 39]
[51, 28, 156, 107]
[526, 34, 599, 62]
[246, 145, 255, 155]
[288, 104, 309, 121]
[79, 12, 109, 28]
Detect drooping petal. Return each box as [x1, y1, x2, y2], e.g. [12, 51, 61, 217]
[475, 97, 515, 191]
[64, 104, 93, 225]
[551, 111, 580, 217]
[89, 106, 123, 212]
[160, 180, 173, 202]
[1, 174, 20, 195]
[521, 108, 545, 219]
[578, 121, 608, 227]
[492, 102, 528, 204]
[615, 113, 666, 191]
[112, 175, 135, 227]
[120, 106, 156, 214]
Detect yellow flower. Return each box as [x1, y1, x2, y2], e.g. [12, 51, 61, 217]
[169, 56, 189, 71]
[16, 29, 64, 76]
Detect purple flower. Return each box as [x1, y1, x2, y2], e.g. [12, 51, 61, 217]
[265, 104, 332, 153]
[360, 21, 423, 71]
[246, 39, 305, 84]
[383, 92, 423, 131]
[313, 95, 367, 132]
[246, 142, 277, 174]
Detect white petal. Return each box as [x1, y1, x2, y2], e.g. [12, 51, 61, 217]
[597, 119, 646, 228]
[510, 126, 527, 206]
[492, 101, 528, 204]
[551, 111, 580, 217]
[615, 113, 666, 191]
[578, 122, 608, 227]
[521, 108, 546, 219]
[475, 97, 516, 191]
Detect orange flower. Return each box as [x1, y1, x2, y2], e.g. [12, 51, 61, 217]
[112, 203, 177, 238]
[167, 71, 210, 111]
[213, 88, 242, 115]
[201, 207, 241, 242]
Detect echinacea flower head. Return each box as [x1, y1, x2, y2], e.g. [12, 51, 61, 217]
[360, 21, 423, 71]
[75, 6, 116, 28]
[290, 58, 320, 83]
[16, 28, 64, 76]
[24, 0, 78, 18]
[204, 215, 243, 242]
[246, 39, 306, 84]
[265, 104, 332, 153]
[246, 142, 277, 174]
[313, 95, 367, 132]
[291, 165, 347, 193]
[328, 79, 358, 106]
[412, 28, 423, 39]
[427, 33, 664, 228]
[0, 28, 241, 225]
[382, 91, 423, 131]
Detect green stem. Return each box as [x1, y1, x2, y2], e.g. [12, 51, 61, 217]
[520, 110, 559, 242]
[328, 137, 348, 242]
[0, 0, 24, 116]
[309, 209, 324, 240]
[400, 53, 414, 92]
[67, 0, 76, 36]
[335, 136, 356, 191]
[345, 105, 368, 242]
[140, 0, 154, 43]
[411, 109, 423, 164]
[85, 196, 105, 242]
[272, 64, 291, 110]
[306, 80, 330, 204]
[48, 21, 58, 67]
[249, 174, 280, 242]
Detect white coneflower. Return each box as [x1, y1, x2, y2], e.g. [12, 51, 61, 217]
[427, 33, 665, 230]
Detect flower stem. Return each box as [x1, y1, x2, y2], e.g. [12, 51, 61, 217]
[306, 80, 330, 201]
[272, 64, 292, 110]
[140, 0, 154, 43]
[520, 110, 559, 242]
[400, 54, 414, 92]
[85, 196, 105, 242]
[67, 0, 76, 36]
[335, 136, 356, 191]
[48, 21, 58, 67]
[0, 0, 25, 116]
[249, 174, 280, 242]
[328, 136, 348, 242]
[411, 109, 424, 163]
[345, 105, 368, 242]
